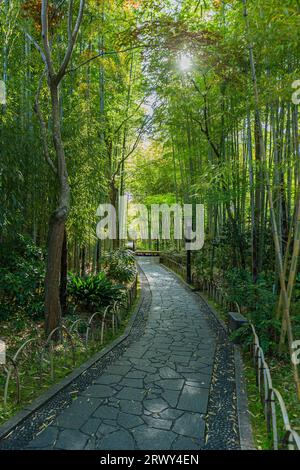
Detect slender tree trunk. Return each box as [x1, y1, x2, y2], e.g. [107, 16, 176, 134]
[36, 0, 84, 336]
[45, 82, 70, 336]
[60, 228, 68, 316]
[45, 212, 66, 336]
[80, 246, 86, 276]
[96, 240, 101, 273]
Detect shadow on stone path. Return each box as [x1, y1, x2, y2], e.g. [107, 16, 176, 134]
[24, 260, 238, 450]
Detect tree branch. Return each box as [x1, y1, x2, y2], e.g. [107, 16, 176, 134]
[24, 31, 47, 68]
[56, 0, 85, 83]
[68, 0, 74, 43]
[112, 117, 151, 180]
[66, 44, 158, 75]
[113, 97, 146, 136]
[34, 71, 58, 175]
[41, 0, 55, 78]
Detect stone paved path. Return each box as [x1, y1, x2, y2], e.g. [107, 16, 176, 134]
[26, 260, 222, 450]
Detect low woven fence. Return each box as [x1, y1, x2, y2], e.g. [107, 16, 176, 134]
[0, 274, 138, 411]
[160, 255, 300, 451]
[160, 254, 187, 279]
[194, 276, 300, 450]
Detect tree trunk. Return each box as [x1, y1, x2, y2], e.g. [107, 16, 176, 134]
[45, 211, 66, 336]
[60, 228, 68, 316]
[81, 246, 86, 276]
[96, 239, 101, 273]
[45, 82, 70, 337]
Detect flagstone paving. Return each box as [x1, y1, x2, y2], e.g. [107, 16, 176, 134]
[20, 259, 239, 450]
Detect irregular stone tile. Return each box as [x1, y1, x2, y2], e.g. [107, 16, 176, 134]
[144, 398, 169, 414]
[116, 387, 145, 401]
[169, 350, 193, 358]
[85, 437, 96, 450]
[123, 348, 147, 359]
[27, 426, 59, 449]
[94, 374, 123, 385]
[144, 391, 162, 400]
[118, 412, 144, 428]
[119, 399, 143, 415]
[159, 366, 182, 379]
[120, 378, 144, 388]
[162, 389, 180, 408]
[81, 384, 115, 398]
[155, 379, 184, 391]
[107, 365, 132, 375]
[144, 374, 162, 384]
[97, 423, 118, 436]
[159, 408, 184, 420]
[55, 429, 88, 450]
[177, 386, 209, 414]
[189, 361, 213, 374]
[81, 418, 102, 436]
[173, 412, 205, 440]
[172, 356, 190, 365]
[180, 372, 211, 382]
[132, 426, 176, 450]
[126, 370, 147, 379]
[93, 405, 119, 420]
[172, 435, 202, 450]
[185, 378, 210, 389]
[176, 366, 209, 375]
[97, 430, 135, 450]
[134, 363, 157, 373]
[143, 416, 172, 430]
[56, 397, 103, 429]
[107, 397, 121, 407]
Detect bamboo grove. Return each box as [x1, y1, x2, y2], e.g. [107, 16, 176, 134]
[1, 1, 300, 397]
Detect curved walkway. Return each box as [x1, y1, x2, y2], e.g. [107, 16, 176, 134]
[10, 260, 240, 450]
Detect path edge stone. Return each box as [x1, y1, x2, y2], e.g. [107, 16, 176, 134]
[234, 346, 256, 450]
[0, 268, 146, 442]
[160, 261, 255, 450]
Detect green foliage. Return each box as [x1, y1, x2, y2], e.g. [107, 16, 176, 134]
[224, 269, 280, 353]
[0, 235, 45, 320]
[68, 272, 125, 312]
[103, 249, 137, 284]
[0, 289, 139, 427]
[194, 245, 213, 279]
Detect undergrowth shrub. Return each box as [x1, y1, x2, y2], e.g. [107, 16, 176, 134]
[103, 249, 137, 284]
[224, 269, 280, 353]
[68, 272, 125, 312]
[0, 235, 45, 320]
